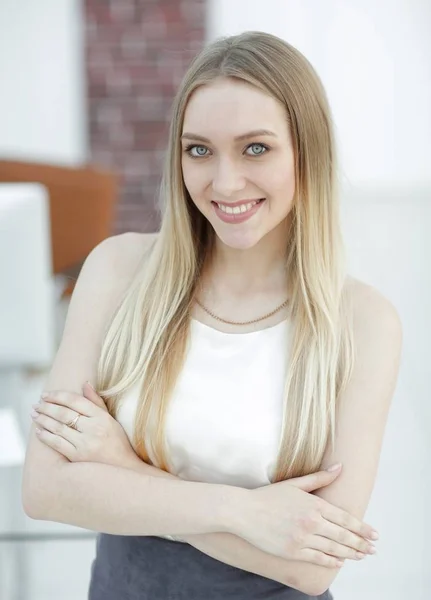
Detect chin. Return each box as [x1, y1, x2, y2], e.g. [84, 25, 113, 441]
[214, 228, 262, 251]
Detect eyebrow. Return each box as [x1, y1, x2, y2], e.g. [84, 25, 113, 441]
[180, 129, 278, 143]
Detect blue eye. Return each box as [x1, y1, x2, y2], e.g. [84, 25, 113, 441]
[183, 142, 270, 159]
[184, 145, 209, 158]
[246, 143, 268, 156]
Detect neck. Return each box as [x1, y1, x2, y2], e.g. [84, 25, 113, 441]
[203, 221, 290, 298]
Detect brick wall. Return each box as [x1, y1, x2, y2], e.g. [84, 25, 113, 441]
[84, 0, 206, 233]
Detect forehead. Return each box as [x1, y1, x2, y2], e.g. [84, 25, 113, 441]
[182, 78, 287, 137]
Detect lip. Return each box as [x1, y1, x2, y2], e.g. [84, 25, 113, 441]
[212, 198, 265, 224]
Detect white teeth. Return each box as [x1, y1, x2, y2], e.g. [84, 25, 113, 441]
[217, 200, 260, 214]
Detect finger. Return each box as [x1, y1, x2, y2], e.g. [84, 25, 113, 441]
[297, 548, 345, 569]
[321, 502, 378, 542]
[34, 425, 77, 461]
[307, 533, 370, 562]
[82, 382, 107, 411]
[320, 519, 376, 555]
[33, 401, 78, 427]
[41, 390, 98, 418]
[32, 413, 82, 445]
[288, 466, 342, 493]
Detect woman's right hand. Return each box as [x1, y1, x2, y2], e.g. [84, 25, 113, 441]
[235, 465, 377, 568]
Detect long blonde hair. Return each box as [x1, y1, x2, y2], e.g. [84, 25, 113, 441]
[97, 31, 355, 482]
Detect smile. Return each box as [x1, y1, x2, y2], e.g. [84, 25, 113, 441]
[211, 198, 265, 223]
[216, 199, 261, 214]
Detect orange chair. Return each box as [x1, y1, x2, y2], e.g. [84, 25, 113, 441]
[0, 160, 118, 289]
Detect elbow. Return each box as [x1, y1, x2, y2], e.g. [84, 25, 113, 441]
[22, 466, 62, 521]
[22, 498, 43, 521]
[22, 479, 48, 520]
[304, 582, 333, 597]
[293, 579, 333, 598]
[285, 568, 338, 597]
[302, 573, 338, 597]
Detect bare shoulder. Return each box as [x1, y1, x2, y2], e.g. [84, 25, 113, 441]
[44, 231, 158, 390]
[89, 231, 158, 280]
[78, 232, 158, 299]
[344, 274, 403, 348]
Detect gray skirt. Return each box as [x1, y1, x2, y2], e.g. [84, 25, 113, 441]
[88, 533, 333, 599]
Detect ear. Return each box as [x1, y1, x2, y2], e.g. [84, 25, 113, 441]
[82, 381, 108, 411]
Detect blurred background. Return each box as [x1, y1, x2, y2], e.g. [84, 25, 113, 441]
[0, 1, 429, 599]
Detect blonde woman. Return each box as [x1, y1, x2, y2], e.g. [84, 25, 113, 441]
[23, 31, 402, 599]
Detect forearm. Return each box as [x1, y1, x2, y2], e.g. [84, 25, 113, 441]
[124, 456, 335, 594]
[26, 460, 242, 538]
[184, 530, 336, 595]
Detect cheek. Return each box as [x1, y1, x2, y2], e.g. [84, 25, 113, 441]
[182, 163, 206, 200]
[266, 160, 295, 202]
[272, 172, 295, 198]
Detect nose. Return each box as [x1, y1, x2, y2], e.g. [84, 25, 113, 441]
[211, 157, 246, 198]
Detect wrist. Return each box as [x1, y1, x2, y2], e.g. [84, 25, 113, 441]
[218, 485, 252, 536]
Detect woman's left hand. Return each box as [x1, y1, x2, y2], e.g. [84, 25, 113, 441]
[31, 382, 139, 468]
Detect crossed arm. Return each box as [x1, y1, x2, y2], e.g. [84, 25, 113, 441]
[28, 290, 401, 596]
[22, 237, 403, 596]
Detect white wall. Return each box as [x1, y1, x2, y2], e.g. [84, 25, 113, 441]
[0, 0, 88, 165]
[206, 0, 431, 188]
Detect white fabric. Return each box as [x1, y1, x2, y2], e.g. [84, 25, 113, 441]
[117, 318, 291, 490]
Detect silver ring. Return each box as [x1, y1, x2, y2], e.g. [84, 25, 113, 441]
[66, 414, 80, 430]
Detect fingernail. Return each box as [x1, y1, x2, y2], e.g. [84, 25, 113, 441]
[370, 531, 379, 541]
[30, 410, 38, 418]
[41, 393, 48, 399]
[35, 428, 42, 435]
[327, 463, 342, 472]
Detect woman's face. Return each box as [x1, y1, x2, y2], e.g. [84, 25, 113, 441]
[181, 77, 296, 250]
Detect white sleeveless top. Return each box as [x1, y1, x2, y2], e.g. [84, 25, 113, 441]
[116, 318, 291, 490]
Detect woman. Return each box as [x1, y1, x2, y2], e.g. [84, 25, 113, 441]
[22, 31, 402, 599]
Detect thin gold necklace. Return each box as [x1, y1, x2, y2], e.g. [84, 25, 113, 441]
[195, 297, 289, 326]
